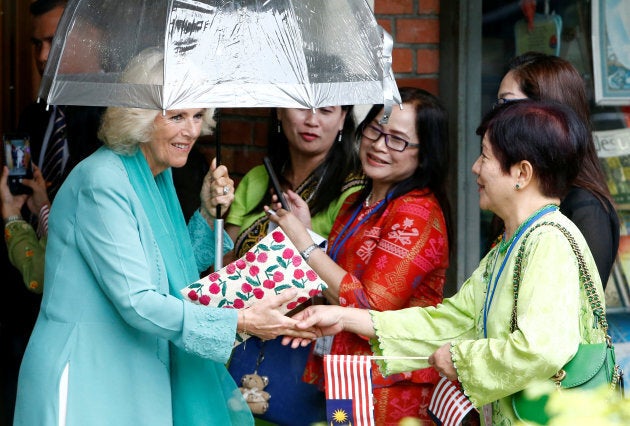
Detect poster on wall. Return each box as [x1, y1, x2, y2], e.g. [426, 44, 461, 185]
[594, 128, 630, 208]
[592, 0, 630, 105]
[594, 128, 630, 307]
[514, 13, 562, 57]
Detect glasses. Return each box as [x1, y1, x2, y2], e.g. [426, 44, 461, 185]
[361, 124, 419, 152]
[492, 97, 523, 109]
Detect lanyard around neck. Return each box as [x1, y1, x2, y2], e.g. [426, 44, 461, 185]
[328, 197, 387, 262]
[482, 204, 558, 337]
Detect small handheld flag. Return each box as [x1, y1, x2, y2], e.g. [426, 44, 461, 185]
[324, 355, 375, 426]
[428, 377, 475, 426]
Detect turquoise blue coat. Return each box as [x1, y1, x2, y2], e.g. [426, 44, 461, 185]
[14, 148, 252, 426]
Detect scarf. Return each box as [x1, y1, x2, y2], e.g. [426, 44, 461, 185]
[120, 149, 250, 425]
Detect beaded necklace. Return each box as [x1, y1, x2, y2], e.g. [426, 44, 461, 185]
[482, 203, 559, 337]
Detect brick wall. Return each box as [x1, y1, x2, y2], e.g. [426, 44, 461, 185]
[207, 0, 441, 183]
[375, 0, 440, 94]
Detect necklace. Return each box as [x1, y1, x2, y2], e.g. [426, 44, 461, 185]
[364, 191, 373, 208]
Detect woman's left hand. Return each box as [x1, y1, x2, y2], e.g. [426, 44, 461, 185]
[428, 343, 458, 381]
[23, 165, 51, 215]
[200, 157, 234, 219]
[265, 207, 314, 252]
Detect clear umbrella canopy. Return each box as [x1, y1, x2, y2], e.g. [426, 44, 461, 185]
[40, 0, 400, 112]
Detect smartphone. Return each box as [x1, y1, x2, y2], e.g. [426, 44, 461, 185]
[3, 133, 33, 195]
[263, 156, 289, 210]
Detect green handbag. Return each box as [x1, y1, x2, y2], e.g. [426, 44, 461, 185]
[509, 222, 624, 425]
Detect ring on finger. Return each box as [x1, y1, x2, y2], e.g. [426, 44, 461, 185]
[223, 185, 229, 195]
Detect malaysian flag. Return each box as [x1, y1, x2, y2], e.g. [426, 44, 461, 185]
[428, 377, 476, 426]
[324, 355, 375, 426]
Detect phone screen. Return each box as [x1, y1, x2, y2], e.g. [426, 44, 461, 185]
[3, 133, 33, 195]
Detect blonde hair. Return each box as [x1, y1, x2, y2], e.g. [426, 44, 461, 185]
[98, 47, 215, 155]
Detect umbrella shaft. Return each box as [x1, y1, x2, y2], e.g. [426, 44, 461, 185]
[214, 218, 224, 269]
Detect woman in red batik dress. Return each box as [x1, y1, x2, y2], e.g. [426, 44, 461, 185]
[268, 87, 452, 425]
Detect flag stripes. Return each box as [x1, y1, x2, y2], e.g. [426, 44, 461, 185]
[428, 377, 475, 426]
[324, 355, 375, 426]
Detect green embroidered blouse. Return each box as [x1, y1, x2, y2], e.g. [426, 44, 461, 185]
[369, 210, 607, 425]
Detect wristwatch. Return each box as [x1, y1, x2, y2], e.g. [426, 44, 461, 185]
[300, 243, 319, 263]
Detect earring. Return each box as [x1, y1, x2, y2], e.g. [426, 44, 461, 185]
[337, 130, 342, 142]
[277, 122, 282, 133]
[515, 183, 520, 190]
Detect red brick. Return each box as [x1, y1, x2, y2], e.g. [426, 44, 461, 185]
[220, 107, 270, 117]
[226, 150, 266, 177]
[219, 119, 256, 145]
[374, 0, 413, 14]
[419, 0, 440, 14]
[416, 49, 439, 74]
[396, 18, 439, 44]
[377, 18, 392, 34]
[392, 48, 413, 73]
[253, 122, 270, 147]
[396, 78, 439, 97]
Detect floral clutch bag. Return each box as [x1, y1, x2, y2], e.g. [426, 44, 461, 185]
[181, 228, 327, 345]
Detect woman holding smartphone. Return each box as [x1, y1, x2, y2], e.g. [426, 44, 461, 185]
[224, 105, 363, 425]
[1, 163, 50, 293]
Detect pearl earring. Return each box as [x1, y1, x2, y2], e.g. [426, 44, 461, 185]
[337, 131, 342, 142]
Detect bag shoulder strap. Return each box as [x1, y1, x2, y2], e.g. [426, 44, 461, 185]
[510, 221, 608, 334]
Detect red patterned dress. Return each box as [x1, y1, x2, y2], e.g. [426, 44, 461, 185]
[304, 189, 449, 425]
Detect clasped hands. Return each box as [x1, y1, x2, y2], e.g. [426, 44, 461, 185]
[278, 304, 458, 381]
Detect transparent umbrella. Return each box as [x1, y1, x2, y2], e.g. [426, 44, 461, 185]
[41, 0, 400, 112]
[41, 0, 401, 267]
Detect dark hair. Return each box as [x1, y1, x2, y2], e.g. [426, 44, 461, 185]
[30, 0, 67, 16]
[507, 51, 614, 209]
[476, 100, 589, 199]
[357, 87, 453, 250]
[264, 105, 360, 216]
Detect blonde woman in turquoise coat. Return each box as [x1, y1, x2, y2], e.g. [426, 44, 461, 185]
[13, 49, 313, 426]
